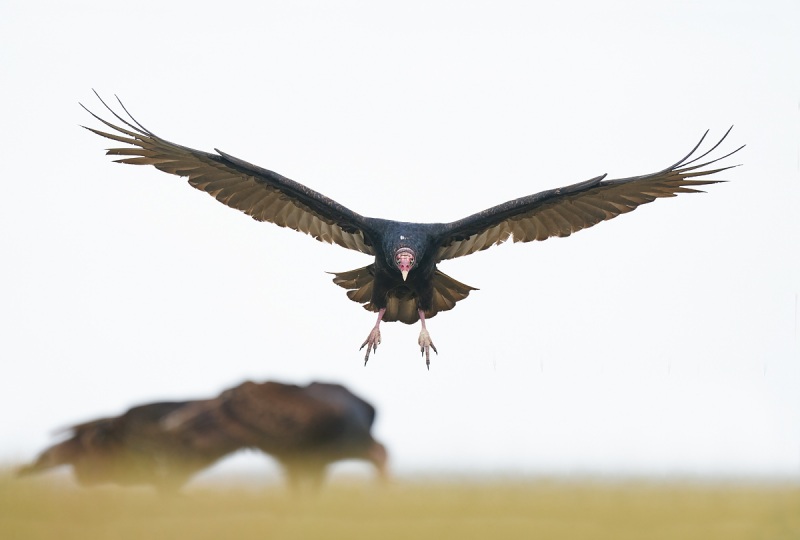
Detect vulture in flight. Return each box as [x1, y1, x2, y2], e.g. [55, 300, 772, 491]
[82, 92, 743, 368]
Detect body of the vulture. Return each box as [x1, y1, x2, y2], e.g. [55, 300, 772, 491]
[18, 381, 388, 492]
[82, 92, 743, 367]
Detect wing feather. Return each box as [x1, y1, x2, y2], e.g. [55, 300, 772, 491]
[82, 92, 375, 255]
[435, 129, 743, 261]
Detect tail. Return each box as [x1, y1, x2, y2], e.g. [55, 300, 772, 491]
[329, 265, 477, 324]
[17, 438, 82, 477]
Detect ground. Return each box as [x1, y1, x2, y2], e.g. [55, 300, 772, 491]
[2, 470, 799, 539]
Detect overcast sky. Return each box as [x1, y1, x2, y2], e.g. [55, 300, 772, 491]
[2, 0, 799, 482]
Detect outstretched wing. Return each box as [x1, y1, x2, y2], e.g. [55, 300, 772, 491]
[435, 129, 743, 261]
[82, 92, 375, 255]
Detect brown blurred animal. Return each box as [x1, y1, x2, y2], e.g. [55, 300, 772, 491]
[18, 381, 388, 492]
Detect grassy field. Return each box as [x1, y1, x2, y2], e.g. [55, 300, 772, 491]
[2, 472, 799, 539]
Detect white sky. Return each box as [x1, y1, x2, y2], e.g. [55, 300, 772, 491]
[2, 0, 799, 482]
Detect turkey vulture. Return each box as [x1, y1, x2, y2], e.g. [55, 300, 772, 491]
[18, 381, 388, 492]
[82, 92, 743, 368]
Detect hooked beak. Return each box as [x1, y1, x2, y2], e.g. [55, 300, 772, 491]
[395, 248, 415, 281]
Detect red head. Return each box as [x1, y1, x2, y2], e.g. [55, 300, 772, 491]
[394, 247, 416, 281]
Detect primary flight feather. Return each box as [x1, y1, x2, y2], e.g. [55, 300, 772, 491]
[82, 92, 743, 368]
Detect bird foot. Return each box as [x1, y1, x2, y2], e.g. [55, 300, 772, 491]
[418, 329, 438, 370]
[360, 327, 381, 366]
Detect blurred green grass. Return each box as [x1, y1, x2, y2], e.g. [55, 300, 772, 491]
[2, 471, 799, 539]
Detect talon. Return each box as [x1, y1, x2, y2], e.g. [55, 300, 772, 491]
[360, 309, 385, 367]
[418, 328, 436, 370]
[360, 328, 381, 365]
[416, 309, 437, 370]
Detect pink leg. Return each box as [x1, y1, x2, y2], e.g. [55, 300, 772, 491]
[417, 309, 438, 370]
[360, 308, 386, 366]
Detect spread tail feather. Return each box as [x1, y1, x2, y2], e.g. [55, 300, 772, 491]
[329, 265, 477, 324]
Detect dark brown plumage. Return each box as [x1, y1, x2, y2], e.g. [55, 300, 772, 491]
[18, 381, 388, 492]
[82, 92, 743, 368]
